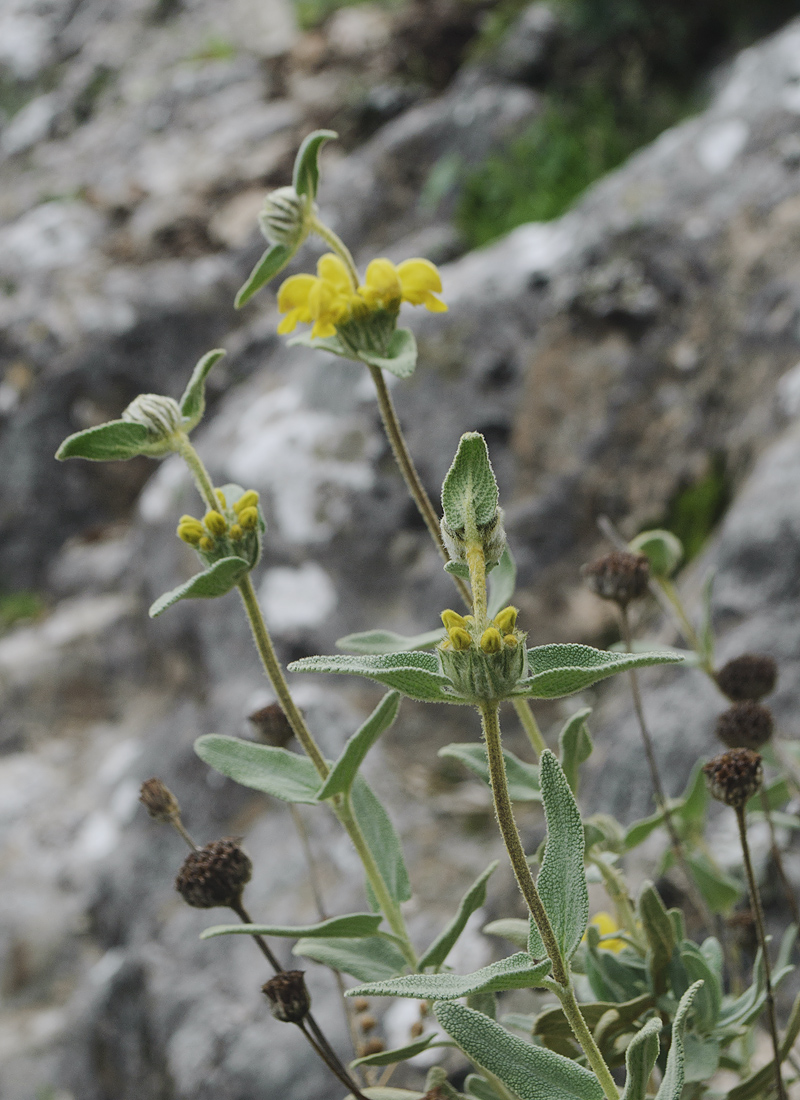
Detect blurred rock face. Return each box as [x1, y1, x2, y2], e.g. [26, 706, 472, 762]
[2, 4, 800, 1098]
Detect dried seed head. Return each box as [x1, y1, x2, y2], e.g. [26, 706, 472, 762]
[175, 838, 252, 908]
[703, 749, 763, 808]
[248, 702, 295, 747]
[139, 777, 180, 823]
[262, 970, 311, 1022]
[359, 1038, 385, 1056]
[715, 702, 774, 751]
[715, 654, 778, 702]
[352, 997, 370, 1013]
[410, 1020, 424, 1038]
[359, 1014, 377, 1033]
[582, 551, 650, 606]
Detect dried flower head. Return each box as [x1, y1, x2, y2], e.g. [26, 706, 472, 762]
[248, 702, 295, 747]
[703, 749, 763, 808]
[175, 838, 252, 908]
[582, 551, 650, 606]
[139, 777, 180, 823]
[715, 702, 774, 751]
[715, 654, 778, 702]
[359, 1038, 385, 1057]
[262, 970, 311, 1023]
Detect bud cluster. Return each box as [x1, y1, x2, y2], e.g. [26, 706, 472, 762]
[703, 749, 763, 808]
[437, 605, 528, 702]
[259, 186, 310, 250]
[177, 488, 263, 569]
[582, 550, 650, 607]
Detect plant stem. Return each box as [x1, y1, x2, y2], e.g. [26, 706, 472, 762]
[734, 805, 787, 1100]
[173, 432, 219, 512]
[310, 216, 360, 289]
[479, 702, 619, 1100]
[512, 698, 547, 756]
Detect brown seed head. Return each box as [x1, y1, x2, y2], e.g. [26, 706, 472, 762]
[175, 838, 252, 908]
[248, 702, 295, 747]
[715, 654, 778, 702]
[352, 997, 370, 1013]
[715, 702, 774, 751]
[703, 749, 763, 808]
[582, 551, 650, 606]
[262, 970, 311, 1022]
[139, 777, 180, 823]
[359, 1038, 385, 1056]
[410, 1020, 424, 1038]
[359, 1013, 377, 1033]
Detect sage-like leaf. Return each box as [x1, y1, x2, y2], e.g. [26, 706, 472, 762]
[724, 988, 800, 1100]
[438, 742, 540, 802]
[434, 1001, 605, 1100]
[359, 328, 418, 380]
[464, 1076, 506, 1100]
[293, 935, 407, 983]
[347, 953, 551, 1001]
[292, 128, 336, 198]
[533, 993, 654, 1058]
[194, 735, 323, 803]
[679, 943, 721, 1030]
[683, 1036, 720, 1083]
[441, 432, 499, 533]
[655, 980, 703, 1100]
[620, 1017, 660, 1100]
[482, 918, 529, 950]
[351, 1034, 438, 1068]
[235, 242, 294, 308]
[418, 861, 498, 971]
[343, 1090, 426, 1100]
[179, 348, 226, 425]
[517, 645, 683, 700]
[352, 776, 412, 904]
[487, 546, 517, 618]
[628, 528, 683, 578]
[316, 692, 401, 800]
[336, 628, 445, 654]
[684, 852, 740, 914]
[56, 419, 150, 462]
[558, 707, 593, 795]
[639, 881, 675, 995]
[200, 912, 383, 940]
[149, 556, 250, 616]
[288, 651, 455, 703]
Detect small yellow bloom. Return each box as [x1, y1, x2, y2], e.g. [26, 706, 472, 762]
[277, 273, 315, 334]
[588, 912, 625, 953]
[358, 257, 447, 314]
[277, 254, 355, 338]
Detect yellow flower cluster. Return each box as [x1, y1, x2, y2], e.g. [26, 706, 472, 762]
[277, 254, 447, 340]
[588, 912, 625, 953]
[440, 606, 520, 654]
[177, 489, 260, 552]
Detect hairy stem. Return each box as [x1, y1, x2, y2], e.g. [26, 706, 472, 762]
[310, 217, 360, 289]
[479, 703, 619, 1100]
[735, 806, 787, 1100]
[173, 432, 219, 513]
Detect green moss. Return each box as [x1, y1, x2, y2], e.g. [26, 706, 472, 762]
[0, 590, 46, 633]
[185, 36, 237, 63]
[663, 455, 730, 562]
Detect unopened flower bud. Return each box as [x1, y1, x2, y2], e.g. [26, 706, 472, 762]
[229, 523, 243, 541]
[177, 517, 205, 544]
[238, 506, 259, 531]
[582, 551, 650, 606]
[493, 606, 518, 634]
[199, 536, 215, 552]
[203, 510, 228, 536]
[262, 970, 311, 1022]
[480, 627, 503, 654]
[410, 1020, 424, 1038]
[259, 186, 309, 249]
[248, 702, 295, 747]
[715, 702, 774, 751]
[704, 749, 763, 808]
[122, 393, 182, 443]
[215, 489, 227, 508]
[441, 609, 468, 631]
[448, 627, 472, 651]
[139, 777, 180, 823]
[175, 838, 252, 908]
[352, 997, 370, 1013]
[234, 490, 260, 514]
[715, 654, 777, 702]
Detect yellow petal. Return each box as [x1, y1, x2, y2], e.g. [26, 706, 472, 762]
[277, 311, 300, 334]
[311, 318, 338, 339]
[277, 273, 315, 312]
[317, 253, 353, 293]
[423, 291, 448, 313]
[397, 258, 443, 306]
[363, 258, 402, 300]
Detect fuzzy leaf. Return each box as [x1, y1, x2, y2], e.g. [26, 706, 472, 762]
[444, 560, 471, 579]
[294, 935, 408, 983]
[434, 1001, 605, 1100]
[621, 1017, 660, 1100]
[725, 988, 800, 1100]
[654, 981, 703, 1100]
[292, 128, 337, 198]
[348, 953, 551, 1001]
[316, 693, 401, 800]
[288, 651, 455, 703]
[679, 943, 721, 1030]
[419, 861, 498, 971]
[194, 735, 322, 803]
[352, 777, 412, 904]
[517, 645, 683, 700]
[487, 546, 517, 618]
[639, 881, 675, 995]
[438, 742, 541, 802]
[674, 760, 708, 825]
[201, 913, 383, 940]
[56, 420, 150, 462]
[482, 918, 530, 950]
[359, 328, 418, 379]
[558, 707, 593, 795]
[336, 628, 445, 654]
[533, 994, 654, 1055]
[684, 852, 740, 914]
[149, 557, 250, 616]
[465, 1075, 506, 1100]
[629, 529, 683, 578]
[351, 1034, 438, 1068]
[441, 433, 499, 533]
[235, 242, 294, 308]
[179, 348, 226, 425]
[342, 1091, 426, 1100]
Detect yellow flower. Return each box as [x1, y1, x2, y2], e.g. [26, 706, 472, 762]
[588, 912, 625, 953]
[277, 254, 355, 338]
[359, 257, 447, 313]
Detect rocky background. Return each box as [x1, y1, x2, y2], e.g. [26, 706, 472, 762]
[3, 1, 800, 1097]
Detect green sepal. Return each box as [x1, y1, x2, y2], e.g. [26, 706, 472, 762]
[292, 128, 337, 199]
[336, 628, 445, 653]
[444, 561, 471, 579]
[558, 707, 593, 795]
[516, 645, 683, 700]
[56, 419, 150, 462]
[629, 529, 683, 578]
[434, 1001, 605, 1100]
[438, 742, 540, 802]
[487, 545, 517, 618]
[293, 935, 407, 983]
[621, 1017, 660, 1100]
[351, 1034, 439, 1068]
[179, 348, 226, 426]
[441, 432, 499, 532]
[194, 735, 323, 803]
[235, 242, 294, 308]
[358, 328, 418, 379]
[200, 913, 383, 940]
[655, 981, 703, 1100]
[419, 861, 498, 972]
[351, 776, 412, 904]
[288, 651, 455, 703]
[149, 556, 250, 616]
[316, 692, 400, 800]
[347, 953, 551, 1001]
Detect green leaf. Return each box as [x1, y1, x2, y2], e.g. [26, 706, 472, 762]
[683, 1036, 720, 1083]
[316, 692, 401, 800]
[465, 1075, 506, 1100]
[434, 1001, 605, 1100]
[558, 707, 593, 795]
[674, 760, 708, 825]
[287, 330, 352, 358]
[235, 242, 294, 308]
[445, 560, 471, 579]
[534, 750, 588, 962]
[441, 432, 499, 532]
[179, 348, 226, 425]
[638, 882, 675, 995]
[482, 918, 530, 950]
[419, 862, 498, 971]
[724, 988, 800, 1100]
[348, 954, 551, 1001]
[336, 628, 445, 654]
[351, 776, 412, 904]
[621, 1017, 660, 1100]
[359, 328, 418, 380]
[654, 980, 703, 1100]
[294, 935, 407, 983]
[288, 651, 456, 703]
[624, 808, 673, 851]
[342, 1091, 426, 1100]
[194, 735, 322, 803]
[487, 546, 517, 618]
[747, 775, 791, 813]
[351, 1034, 438, 1068]
[517, 645, 683, 700]
[685, 852, 740, 914]
[56, 420, 150, 461]
[438, 743, 540, 802]
[628, 529, 683, 578]
[292, 128, 337, 198]
[533, 994, 654, 1059]
[679, 943, 721, 1031]
[149, 556, 250, 616]
[200, 913, 383, 940]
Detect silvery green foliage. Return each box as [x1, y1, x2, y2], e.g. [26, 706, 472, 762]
[418, 861, 499, 971]
[347, 953, 552, 1001]
[201, 912, 384, 940]
[289, 325, 418, 379]
[440, 432, 506, 572]
[620, 1018, 660, 1100]
[149, 556, 252, 615]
